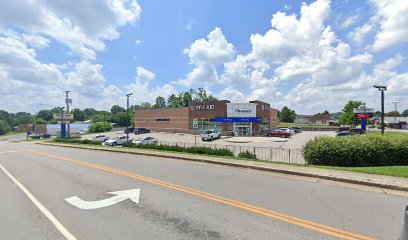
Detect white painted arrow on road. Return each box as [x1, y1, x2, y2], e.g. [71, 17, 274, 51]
[65, 189, 140, 210]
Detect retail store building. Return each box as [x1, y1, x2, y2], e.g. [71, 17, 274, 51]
[134, 100, 278, 136]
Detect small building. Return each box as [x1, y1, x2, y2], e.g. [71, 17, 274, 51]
[294, 114, 334, 126]
[384, 117, 408, 129]
[134, 100, 278, 136]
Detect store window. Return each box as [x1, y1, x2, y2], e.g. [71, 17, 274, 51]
[192, 118, 222, 132]
[261, 118, 270, 131]
[156, 118, 170, 122]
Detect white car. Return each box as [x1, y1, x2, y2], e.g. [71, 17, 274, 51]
[77, 129, 88, 134]
[200, 130, 221, 141]
[89, 135, 109, 142]
[134, 137, 159, 145]
[104, 136, 133, 146]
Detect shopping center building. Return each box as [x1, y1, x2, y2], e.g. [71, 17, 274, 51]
[134, 100, 278, 136]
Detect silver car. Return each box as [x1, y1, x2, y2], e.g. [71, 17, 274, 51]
[134, 137, 158, 145]
[90, 135, 109, 142]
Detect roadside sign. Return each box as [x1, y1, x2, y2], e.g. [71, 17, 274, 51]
[193, 119, 198, 129]
[57, 120, 70, 124]
[53, 113, 73, 120]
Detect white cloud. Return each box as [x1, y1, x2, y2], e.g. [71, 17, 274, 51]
[348, 23, 374, 45]
[221, 55, 249, 85]
[0, 0, 142, 59]
[176, 27, 235, 87]
[340, 14, 360, 29]
[217, 87, 247, 103]
[136, 66, 156, 82]
[371, 0, 408, 51]
[134, 39, 143, 45]
[185, 19, 195, 31]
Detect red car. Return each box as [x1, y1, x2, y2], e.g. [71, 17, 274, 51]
[267, 129, 291, 138]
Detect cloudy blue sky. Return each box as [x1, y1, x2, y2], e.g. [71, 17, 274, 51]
[0, 0, 407, 114]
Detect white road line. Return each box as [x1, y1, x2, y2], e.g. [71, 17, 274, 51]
[0, 150, 18, 154]
[0, 164, 77, 240]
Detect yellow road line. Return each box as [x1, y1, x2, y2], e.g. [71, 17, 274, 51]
[16, 147, 375, 240]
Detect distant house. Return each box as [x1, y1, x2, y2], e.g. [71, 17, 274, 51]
[294, 114, 335, 126]
[384, 117, 408, 129]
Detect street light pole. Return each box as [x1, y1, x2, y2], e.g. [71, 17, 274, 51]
[126, 93, 133, 142]
[373, 85, 387, 135]
[392, 101, 398, 129]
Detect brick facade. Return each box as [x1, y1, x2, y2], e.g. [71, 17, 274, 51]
[134, 100, 279, 135]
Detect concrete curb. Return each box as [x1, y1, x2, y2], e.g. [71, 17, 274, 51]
[35, 142, 408, 192]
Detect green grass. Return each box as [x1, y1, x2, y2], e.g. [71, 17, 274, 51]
[313, 165, 408, 178]
[366, 130, 408, 139]
[278, 123, 337, 129]
[1, 131, 24, 136]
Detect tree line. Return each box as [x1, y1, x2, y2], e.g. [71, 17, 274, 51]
[0, 88, 217, 135]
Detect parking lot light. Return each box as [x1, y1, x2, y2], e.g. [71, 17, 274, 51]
[373, 85, 387, 135]
[126, 93, 133, 142]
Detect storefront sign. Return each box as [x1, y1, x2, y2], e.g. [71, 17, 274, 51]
[215, 117, 262, 123]
[190, 104, 215, 111]
[227, 103, 256, 117]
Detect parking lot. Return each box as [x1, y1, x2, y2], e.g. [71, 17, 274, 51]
[82, 130, 336, 149]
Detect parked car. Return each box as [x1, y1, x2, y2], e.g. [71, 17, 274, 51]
[104, 136, 133, 146]
[336, 132, 352, 137]
[349, 128, 365, 135]
[124, 127, 135, 134]
[200, 130, 221, 141]
[337, 126, 350, 132]
[267, 129, 291, 138]
[89, 135, 109, 142]
[280, 128, 295, 135]
[134, 128, 151, 135]
[289, 127, 302, 133]
[77, 129, 88, 134]
[134, 137, 159, 144]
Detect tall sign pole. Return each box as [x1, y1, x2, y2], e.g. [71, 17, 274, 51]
[65, 91, 71, 138]
[125, 93, 133, 143]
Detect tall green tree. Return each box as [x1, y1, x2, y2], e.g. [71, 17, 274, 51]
[402, 109, 408, 117]
[338, 100, 362, 125]
[0, 120, 11, 135]
[110, 105, 126, 114]
[154, 96, 166, 108]
[34, 118, 47, 124]
[384, 111, 400, 117]
[279, 106, 296, 123]
[140, 102, 152, 109]
[71, 108, 87, 121]
[83, 108, 98, 117]
[36, 110, 53, 122]
[0, 110, 14, 127]
[14, 112, 35, 125]
[109, 112, 128, 126]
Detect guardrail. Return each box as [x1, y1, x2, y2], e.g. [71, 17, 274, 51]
[157, 140, 305, 164]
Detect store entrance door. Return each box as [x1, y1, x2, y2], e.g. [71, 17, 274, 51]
[234, 123, 251, 136]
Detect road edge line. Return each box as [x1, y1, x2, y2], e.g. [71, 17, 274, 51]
[35, 142, 408, 192]
[0, 164, 77, 240]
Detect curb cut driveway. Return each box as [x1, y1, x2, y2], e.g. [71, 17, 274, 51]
[34, 142, 408, 192]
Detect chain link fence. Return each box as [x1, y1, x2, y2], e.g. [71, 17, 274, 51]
[157, 140, 305, 164]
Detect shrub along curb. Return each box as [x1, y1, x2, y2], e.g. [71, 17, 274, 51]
[303, 136, 408, 167]
[35, 141, 408, 192]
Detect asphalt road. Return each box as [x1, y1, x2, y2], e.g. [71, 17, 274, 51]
[0, 140, 406, 240]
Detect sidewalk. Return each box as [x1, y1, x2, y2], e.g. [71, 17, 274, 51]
[36, 142, 408, 192]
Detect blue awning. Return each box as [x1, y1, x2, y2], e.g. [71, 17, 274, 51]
[215, 117, 262, 123]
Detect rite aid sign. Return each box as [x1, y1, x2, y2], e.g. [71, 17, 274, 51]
[227, 103, 256, 118]
[190, 104, 215, 111]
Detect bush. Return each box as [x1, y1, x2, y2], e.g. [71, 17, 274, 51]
[0, 120, 11, 135]
[88, 122, 112, 133]
[54, 138, 101, 145]
[238, 150, 257, 159]
[303, 136, 408, 167]
[122, 142, 234, 157]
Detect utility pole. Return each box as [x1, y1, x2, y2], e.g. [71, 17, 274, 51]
[392, 101, 398, 129]
[65, 91, 71, 138]
[126, 93, 133, 142]
[373, 85, 387, 135]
